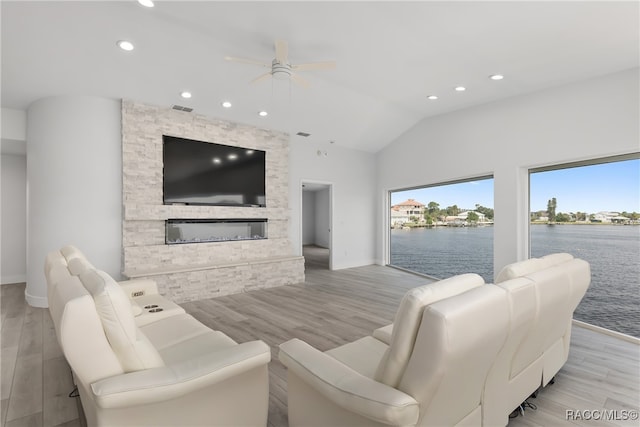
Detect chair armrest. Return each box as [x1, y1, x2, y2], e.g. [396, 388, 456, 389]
[91, 340, 270, 408]
[117, 279, 159, 299]
[279, 338, 419, 426]
[373, 324, 393, 345]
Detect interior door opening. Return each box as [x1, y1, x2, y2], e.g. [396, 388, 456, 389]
[301, 181, 332, 270]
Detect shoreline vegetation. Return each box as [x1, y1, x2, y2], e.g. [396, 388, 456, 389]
[393, 222, 639, 229]
[391, 198, 639, 229]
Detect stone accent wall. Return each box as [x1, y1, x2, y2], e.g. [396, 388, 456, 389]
[122, 100, 304, 302]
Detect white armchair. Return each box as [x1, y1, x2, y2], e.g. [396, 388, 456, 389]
[279, 274, 509, 426]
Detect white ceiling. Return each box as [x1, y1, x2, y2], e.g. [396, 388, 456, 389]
[2, 1, 638, 153]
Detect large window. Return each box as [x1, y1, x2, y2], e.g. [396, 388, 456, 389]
[529, 155, 639, 337]
[389, 177, 494, 282]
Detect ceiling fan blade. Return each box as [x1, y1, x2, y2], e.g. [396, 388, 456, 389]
[224, 56, 270, 68]
[292, 61, 337, 71]
[250, 72, 272, 85]
[290, 73, 310, 88]
[275, 40, 288, 63]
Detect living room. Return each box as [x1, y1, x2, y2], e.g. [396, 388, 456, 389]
[1, 1, 638, 426]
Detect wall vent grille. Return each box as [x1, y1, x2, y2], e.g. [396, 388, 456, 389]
[171, 105, 194, 112]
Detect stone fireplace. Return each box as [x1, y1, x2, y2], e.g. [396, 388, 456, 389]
[121, 100, 305, 303]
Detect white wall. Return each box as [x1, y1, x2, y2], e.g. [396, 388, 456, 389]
[1, 108, 27, 142]
[289, 141, 376, 270]
[376, 68, 640, 277]
[315, 188, 331, 248]
[26, 96, 122, 307]
[1, 154, 27, 284]
[302, 191, 316, 245]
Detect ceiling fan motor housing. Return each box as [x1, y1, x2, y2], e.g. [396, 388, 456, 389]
[272, 59, 292, 80]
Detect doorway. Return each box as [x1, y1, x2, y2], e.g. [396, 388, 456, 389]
[301, 181, 332, 270]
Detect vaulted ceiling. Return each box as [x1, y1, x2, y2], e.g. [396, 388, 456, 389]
[2, 1, 638, 152]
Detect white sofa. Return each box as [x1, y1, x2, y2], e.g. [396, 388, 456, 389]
[45, 245, 271, 427]
[483, 253, 590, 426]
[279, 253, 590, 427]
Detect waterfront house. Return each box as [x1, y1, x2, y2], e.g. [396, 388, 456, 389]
[1, 1, 638, 426]
[391, 199, 426, 225]
[592, 211, 623, 223]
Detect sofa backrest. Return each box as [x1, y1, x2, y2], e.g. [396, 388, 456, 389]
[79, 269, 165, 372]
[60, 244, 87, 263]
[510, 263, 569, 377]
[51, 273, 125, 385]
[495, 253, 574, 283]
[493, 276, 539, 381]
[494, 254, 589, 380]
[374, 273, 485, 387]
[44, 250, 68, 279]
[45, 247, 94, 309]
[398, 285, 509, 426]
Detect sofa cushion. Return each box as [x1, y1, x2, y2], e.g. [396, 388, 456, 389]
[79, 269, 164, 372]
[496, 253, 574, 283]
[140, 313, 237, 365]
[374, 273, 485, 387]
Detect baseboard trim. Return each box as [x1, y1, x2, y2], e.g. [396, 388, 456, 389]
[25, 289, 48, 308]
[1, 274, 26, 285]
[572, 319, 639, 344]
[331, 259, 376, 271]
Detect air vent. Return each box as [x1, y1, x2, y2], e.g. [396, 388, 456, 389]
[296, 132, 311, 137]
[171, 105, 194, 112]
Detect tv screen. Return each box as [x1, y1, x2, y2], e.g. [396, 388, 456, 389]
[163, 135, 266, 207]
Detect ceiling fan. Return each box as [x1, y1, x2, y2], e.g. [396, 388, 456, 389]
[225, 40, 336, 88]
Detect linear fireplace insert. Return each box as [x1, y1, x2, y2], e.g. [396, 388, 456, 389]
[166, 219, 267, 244]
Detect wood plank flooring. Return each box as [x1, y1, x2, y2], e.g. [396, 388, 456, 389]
[2, 248, 638, 426]
[1, 281, 80, 427]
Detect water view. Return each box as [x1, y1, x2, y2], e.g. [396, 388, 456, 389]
[390, 224, 639, 337]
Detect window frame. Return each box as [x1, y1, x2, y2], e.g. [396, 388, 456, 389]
[387, 174, 494, 278]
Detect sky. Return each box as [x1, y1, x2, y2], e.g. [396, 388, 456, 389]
[391, 158, 640, 214]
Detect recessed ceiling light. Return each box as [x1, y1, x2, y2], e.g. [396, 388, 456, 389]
[138, 0, 154, 7]
[490, 74, 504, 80]
[454, 86, 466, 92]
[180, 91, 192, 99]
[212, 157, 221, 164]
[228, 154, 238, 160]
[117, 40, 134, 51]
[427, 95, 438, 100]
[221, 101, 232, 108]
[246, 150, 254, 155]
[258, 111, 268, 117]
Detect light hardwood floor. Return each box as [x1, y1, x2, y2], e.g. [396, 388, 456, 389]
[2, 257, 638, 427]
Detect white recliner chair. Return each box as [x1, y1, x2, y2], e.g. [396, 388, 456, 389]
[279, 274, 510, 426]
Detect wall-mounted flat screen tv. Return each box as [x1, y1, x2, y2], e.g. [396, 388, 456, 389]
[163, 135, 266, 207]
